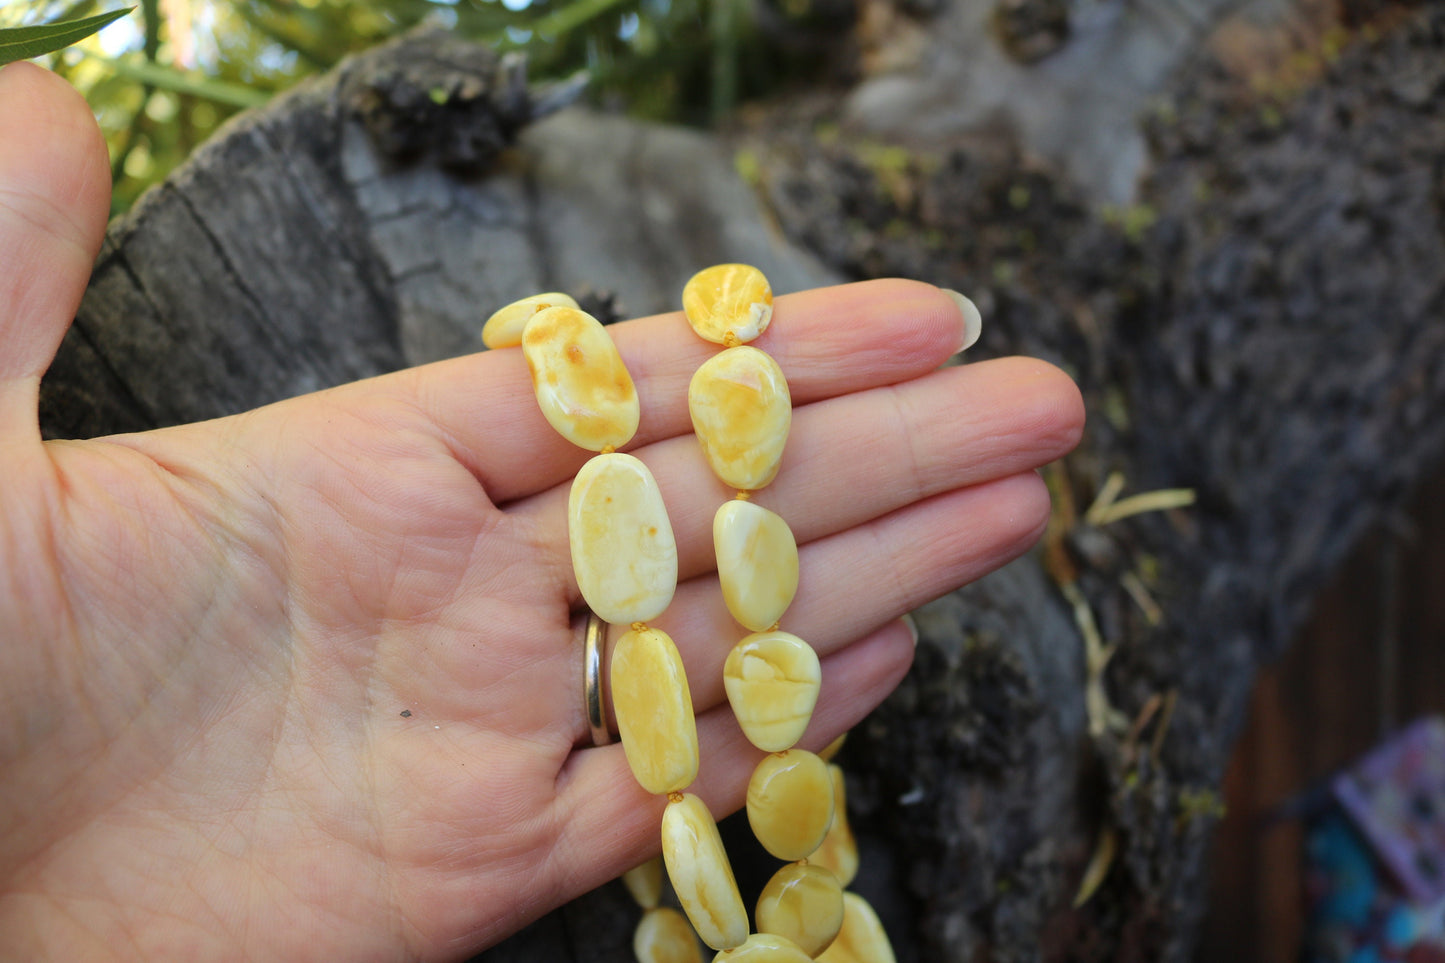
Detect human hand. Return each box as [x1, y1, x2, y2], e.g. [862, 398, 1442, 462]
[0, 62, 1083, 961]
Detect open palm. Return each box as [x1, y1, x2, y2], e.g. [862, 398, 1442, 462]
[0, 63, 1083, 961]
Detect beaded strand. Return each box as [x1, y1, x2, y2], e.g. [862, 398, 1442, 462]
[483, 271, 898, 962]
[680, 265, 897, 963]
[485, 295, 727, 961]
[678, 265, 829, 961]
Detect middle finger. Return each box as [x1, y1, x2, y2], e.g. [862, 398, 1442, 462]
[511, 354, 1082, 601]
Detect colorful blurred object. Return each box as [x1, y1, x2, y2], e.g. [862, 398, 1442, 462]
[1306, 717, 1445, 963]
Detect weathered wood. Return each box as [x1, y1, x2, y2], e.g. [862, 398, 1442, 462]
[41, 30, 837, 439]
[38, 4, 1445, 961]
[739, 2, 1445, 959]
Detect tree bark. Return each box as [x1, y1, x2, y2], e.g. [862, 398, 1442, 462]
[40, 3, 1445, 960]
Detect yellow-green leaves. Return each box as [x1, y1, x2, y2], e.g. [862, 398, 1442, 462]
[0, 8, 133, 68]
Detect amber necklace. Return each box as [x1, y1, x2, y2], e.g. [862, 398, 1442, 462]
[482, 267, 895, 963]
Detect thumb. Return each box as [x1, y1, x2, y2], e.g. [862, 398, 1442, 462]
[0, 62, 110, 437]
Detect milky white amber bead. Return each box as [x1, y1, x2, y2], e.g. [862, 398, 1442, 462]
[569, 453, 677, 624]
[723, 631, 820, 752]
[746, 749, 835, 861]
[612, 626, 698, 794]
[635, 906, 704, 963]
[815, 893, 896, 963]
[662, 794, 748, 951]
[714, 500, 799, 632]
[682, 264, 773, 345]
[622, 856, 664, 909]
[523, 305, 639, 451]
[688, 346, 791, 491]
[712, 933, 812, 962]
[809, 764, 858, 887]
[756, 862, 845, 957]
[482, 292, 579, 348]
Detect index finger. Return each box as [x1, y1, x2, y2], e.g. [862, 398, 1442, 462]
[384, 278, 972, 505]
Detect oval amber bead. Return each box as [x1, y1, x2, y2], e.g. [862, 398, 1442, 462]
[688, 346, 791, 491]
[522, 305, 639, 451]
[712, 933, 812, 963]
[622, 856, 664, 909]
[723, 631, 820, 752]
[756, 862, 845, 957]
[815, 893, 896, 963]
[662, 794, 748, 951]
[635, 906, 704, 963]
[714, 500, 799, 632]
[682, 263, 773, 345]
[612, 626, 698, 795]
[482, 292, 579, 348]
[746, 749, 835, 861]
[809, 764, 858, 887]
[569, 452, 677, 624]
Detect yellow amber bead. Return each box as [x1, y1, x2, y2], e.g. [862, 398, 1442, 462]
[815, 893, 896, 963]
[818, 732, 847, 762]
[688, 346, 791, 491]
[756, 862, 845, 957]
[809, 764, 858, 887]
[482, 292, 579, 348]
[723, 631, 820, 752]
[714, 501, 799, 632]
[712, 933, 812, 962]
[682, 263, 773, 345]
[612, 626, 698, 794]
[522, 305, 639, 451]
[662, 794, 748, 951]
[622, 856, 664, 909]
[569, 452, 677, 625]
[635, 907, 704, 963]
[746, 749, 835, 861]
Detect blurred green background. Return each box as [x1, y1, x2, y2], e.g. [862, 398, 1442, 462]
[5, 0, 828, 214]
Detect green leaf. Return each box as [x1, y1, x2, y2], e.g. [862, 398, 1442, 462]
[80, 52, 271, 109]
[489, 0, 633, 47]
[0, 7, 134, 67]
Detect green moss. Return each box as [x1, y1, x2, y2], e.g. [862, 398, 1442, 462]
[1176, 787, 1226, 828]
[733, 147, 761, 186]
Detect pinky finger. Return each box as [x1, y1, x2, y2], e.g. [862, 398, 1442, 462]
[545, 618, 916, 892]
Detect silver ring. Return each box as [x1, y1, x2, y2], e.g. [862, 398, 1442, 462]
[583, 610, 611, 746]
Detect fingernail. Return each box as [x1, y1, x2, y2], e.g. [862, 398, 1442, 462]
[902, 612, 920, 648]
[942, 288, 982, 354]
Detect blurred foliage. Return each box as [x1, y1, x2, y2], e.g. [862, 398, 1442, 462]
[4, 0, 844, 214]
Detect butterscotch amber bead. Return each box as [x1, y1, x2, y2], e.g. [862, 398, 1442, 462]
[809, 764, 858, 886]
[623, 856, 664, 909]
[612, 626, 699, 794]
[482, 292, 579, 348]
[712, 933, 812, 962]
[756, 862, 845, 956]
[522, 305, 639, 451]
[635, 906, 704, 963]
[569, 452, 677, 625]
[818, 732, 847, 762]
[714, 500, 799, 632]
[688, 346, 791, 491]
[815, 893, 895, 963]
[723, 631, 820, 752]
[662, 794, 748, 950]
[682, 264, 773, 345]
[746, 749, 834, 861]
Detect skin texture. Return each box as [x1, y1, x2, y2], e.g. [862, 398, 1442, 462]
[0, 62, 1085, 962]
